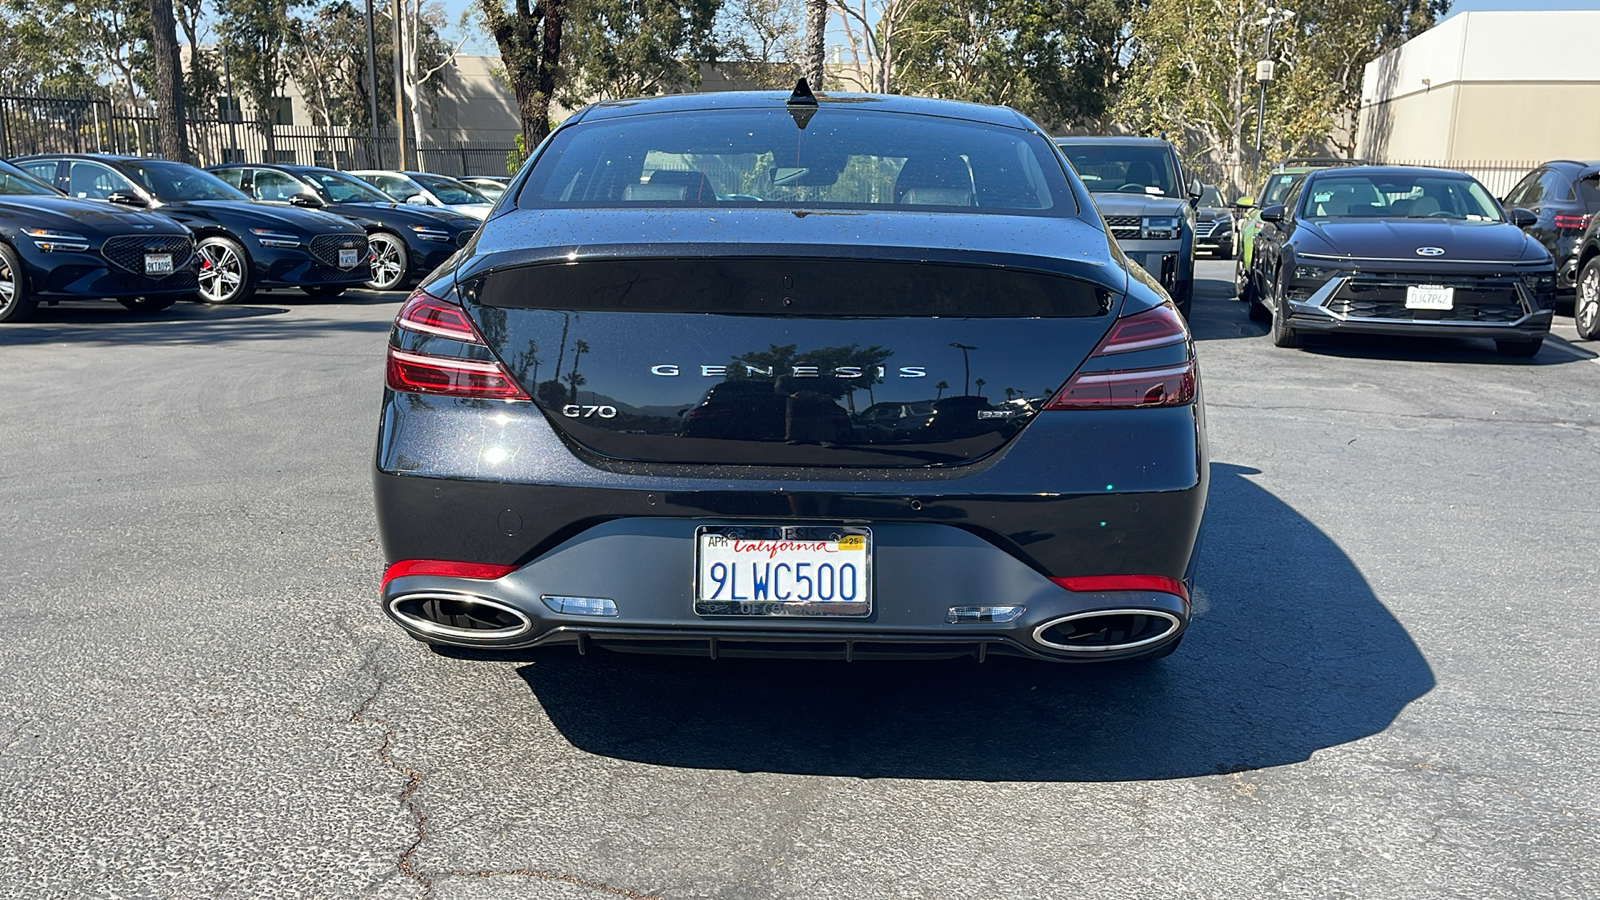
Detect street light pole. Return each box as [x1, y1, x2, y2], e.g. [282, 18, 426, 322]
[1253, 6, 1294, 170]
[949, 342, 976, 395]
[365, 0, 382, 167]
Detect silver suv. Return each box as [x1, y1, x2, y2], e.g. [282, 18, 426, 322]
[1056, 137, 1201, 318]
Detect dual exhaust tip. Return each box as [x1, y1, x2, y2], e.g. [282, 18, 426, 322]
[389, 592, 1182, 655]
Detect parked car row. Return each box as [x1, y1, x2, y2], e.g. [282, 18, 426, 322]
[0, 153, 505, 323]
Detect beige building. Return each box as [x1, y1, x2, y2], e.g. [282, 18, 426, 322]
[1358, 9, 1600, 191]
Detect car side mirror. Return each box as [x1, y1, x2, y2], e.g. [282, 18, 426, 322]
[1235, 196, 1255, 210]
[289, 193, 324, 208]
[1188, 178, 1203, 200]
[1510, 208, 1537, 228]
[404, 194, 431, 206]
[1259, 204, 1286, 223]
[107, 191, 147, 208]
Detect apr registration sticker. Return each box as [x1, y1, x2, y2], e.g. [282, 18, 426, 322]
[694, 525, 871, 617]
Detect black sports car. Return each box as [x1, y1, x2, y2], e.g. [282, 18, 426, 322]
[0, 159, 196, 324]
[208, 164, 480, 291]
[13, 154, 370, 304]
[1247, 166, 1555, 357]
[373, 87, 1208, 664]
[1195, 184, 1234, 259]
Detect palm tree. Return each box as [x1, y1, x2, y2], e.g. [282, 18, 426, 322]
[934, 380, 948, 399]
[974, 378, 986, 397]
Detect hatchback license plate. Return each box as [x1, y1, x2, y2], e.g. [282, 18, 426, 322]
[338, 248, 360, 268]
[144, 253, 173, 275]
[1406, 284, 1453, 310]
[695, 525, 871, 617]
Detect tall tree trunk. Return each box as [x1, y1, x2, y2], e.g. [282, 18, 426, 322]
[149, 0, 189, 162]
[480, 0, 564, 157]
[804, 0, 826, 88]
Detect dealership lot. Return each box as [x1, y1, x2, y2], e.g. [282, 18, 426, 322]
[0, 259, 1596, 898]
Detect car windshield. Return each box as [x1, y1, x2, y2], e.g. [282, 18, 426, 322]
[0, 161, 59, 196]
[1199, 185, 1225, 207]
[522, 108, 1072, 215]
[1059, 143, 1178, 197]
[412, 174, 490, 205]
[124, 161, 250, 201]
[1304, 173, 1503, 221]
[304, 170, 394, 204]
[1261, 173, 1305, 206]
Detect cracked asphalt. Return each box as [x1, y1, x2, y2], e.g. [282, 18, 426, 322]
[1, 260, 1597, 899]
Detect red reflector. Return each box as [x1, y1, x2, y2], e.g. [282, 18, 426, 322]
[1051, 575, 1189, 603]
[382, 559, 518, 590]
[1097, 303, 1189, 354]
[396, 291, 481, 342]
[1554, 213, 1591, 231]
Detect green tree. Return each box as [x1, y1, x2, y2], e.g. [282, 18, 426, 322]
[217, 0, 307, 156]
[0, 11, 100, 94]
[2, 0, 151, 102]
[480, 0, 568, 151]
[561, 0, 722, 103]
[714, 0, 802, 87]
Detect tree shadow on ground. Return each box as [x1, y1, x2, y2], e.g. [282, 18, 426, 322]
[514, 462, 1434, 781]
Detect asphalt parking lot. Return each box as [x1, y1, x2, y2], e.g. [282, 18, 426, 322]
[1, 259, 1597, 899]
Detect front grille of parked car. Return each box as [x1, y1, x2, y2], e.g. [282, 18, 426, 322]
[1195, 219, 1230, 238]
[100, 235, 194, 276]
[1103, 215, 1141, 239]
[308, 233, 369, 269]
[1327, 276, 1527, 323]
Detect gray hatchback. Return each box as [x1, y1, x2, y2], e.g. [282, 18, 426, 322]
[1056, 136, 1201, 317]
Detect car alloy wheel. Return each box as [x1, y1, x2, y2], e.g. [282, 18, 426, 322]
[1577, 258, 1600, 341]
[196, 236, 251, 304]
[0, 243, 38, 324]
[366, 233, 409, 291]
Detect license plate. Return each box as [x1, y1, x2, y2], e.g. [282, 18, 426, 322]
[338, 248, 360, 268]
[695, 525, 871, 617]
[1406, 284, 1454, 310]
[144, 253, 173, 275]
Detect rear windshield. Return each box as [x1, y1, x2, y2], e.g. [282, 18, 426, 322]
[520, 108, 1074, 216]
[1303, 173, 1502, 221]
[1058, 143, 1179, 197]
[1199, 185, 1224, 207]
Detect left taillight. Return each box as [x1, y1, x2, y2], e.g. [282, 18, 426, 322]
[1045, 302, 1196, 410]
[385, 291, 530, 400]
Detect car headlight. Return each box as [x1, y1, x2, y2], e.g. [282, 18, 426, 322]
[1294, 265, 1345, 283]
[1141, 216, 1181, 240]
[409, 225, 452, 242]
[1519, 271, 1555, 294]
[250, 228, 302, 248]
[24, 227, 90, 252]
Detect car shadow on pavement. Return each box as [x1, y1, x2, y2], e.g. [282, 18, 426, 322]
[1296, 332, 1593, 366]
[515, 461, 1435, 782]
[0, 297, 396, 346]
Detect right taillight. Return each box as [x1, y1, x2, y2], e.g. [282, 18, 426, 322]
[1045, 303, 1196, 410]
[385, 291, 530, 400]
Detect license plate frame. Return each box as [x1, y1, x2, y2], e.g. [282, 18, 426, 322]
[144, 253, 173, 276]
[338, 248, 360, 268]
[1405, 284, 1454, 310]
[694, 525, 872, 617]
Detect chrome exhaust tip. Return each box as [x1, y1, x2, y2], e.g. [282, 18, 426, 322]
[1031, 608, 1183, 653]
[388, 592, 533, 642]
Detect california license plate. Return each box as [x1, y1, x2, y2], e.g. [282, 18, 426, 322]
[694, 525, 871, 617]
[144, 253, 173, 275]
[1406, 284, 1453, 310]
[338, 248, 360, 268]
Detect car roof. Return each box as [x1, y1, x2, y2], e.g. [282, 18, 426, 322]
[15, 153, 163, 163]
[1054, 136, 1172, 147]
[572, 91, 1032, 130]
[1304, 165, 1484, 180]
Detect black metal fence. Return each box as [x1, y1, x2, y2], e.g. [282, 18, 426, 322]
[0, 91, 517, 178]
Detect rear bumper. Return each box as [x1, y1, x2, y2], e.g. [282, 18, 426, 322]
[373, 391, 1208, 661]
[381, 519, 1191, 662]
